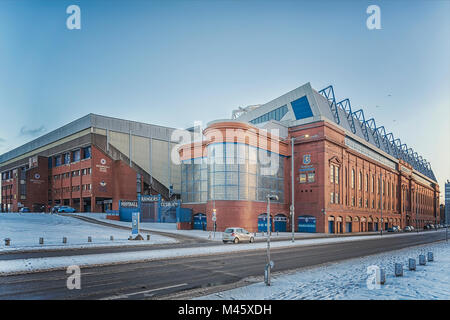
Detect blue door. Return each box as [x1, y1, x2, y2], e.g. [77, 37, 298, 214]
[274, 214, 287, 232]
[298, 216, 316, 233]
[328, 221, 335, 234]
[346, 222, 352, 233]
[258, 214, 272, 232]
[193, 213, 207, 230]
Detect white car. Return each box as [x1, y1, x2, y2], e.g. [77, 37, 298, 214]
[222, 227, 254, 244]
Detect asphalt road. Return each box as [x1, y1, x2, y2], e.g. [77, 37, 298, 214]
[0, 230, 446, 300]
[0, 214, 387, 261]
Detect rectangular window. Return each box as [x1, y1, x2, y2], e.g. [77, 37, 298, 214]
[307, 171, 315, 183]
[330, 165, 334, 184]
[55, 155, 62, 167]
[72, 150, 80, 162]
[299, 173, 307, 183]
[330, 192, 335, 204]
[83, 146, 91, 159]
[345, 167, 348, 187]
[64, 153, 70, 164]
[358, 171, 362, 190]
[335, 167, 339, 184]
[351, 169, 355, 189]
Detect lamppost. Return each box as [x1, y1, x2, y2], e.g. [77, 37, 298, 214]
[290, 137, 295, 243]
[416, 188, 419, 233]
[380, 172, 383, 236]
[265, 194, 278, 286]
[446, 205, 448, 242]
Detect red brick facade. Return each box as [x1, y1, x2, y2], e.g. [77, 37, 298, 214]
[180, 120, 440, 233]
[1, 145, 139, 213]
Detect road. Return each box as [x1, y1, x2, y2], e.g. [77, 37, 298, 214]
[0, 230, 446, 300]
[0, 214, 390, 261]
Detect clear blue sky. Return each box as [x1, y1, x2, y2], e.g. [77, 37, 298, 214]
[0, 0, 449, 198]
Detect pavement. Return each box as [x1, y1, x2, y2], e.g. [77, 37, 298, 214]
[0, 230, 446, 300]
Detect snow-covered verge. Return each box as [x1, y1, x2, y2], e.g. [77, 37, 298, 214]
[71, 212, 386, 242]
[0, 213, 177, 253]
[1, 227, 446, 275]
[198, 241, 450, 300]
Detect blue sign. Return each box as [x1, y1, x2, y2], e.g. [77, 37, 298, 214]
[298, 215, 316, 233]
[303, 154, 311, 165]
[132, 212, 140, 235]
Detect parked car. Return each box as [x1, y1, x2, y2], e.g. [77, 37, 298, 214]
[387, 226, 400, 233]
[18, 207, 30, 213]
[404, 226, 413, 232]
[424, 224, 433, 230]
[223, 227, 255, 244]
[51, 206, 61, 213]
[57, 206, 76, 213]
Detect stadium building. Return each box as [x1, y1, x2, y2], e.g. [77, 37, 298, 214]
[179, 82, 440, 233]
[0, 114, 181, 213]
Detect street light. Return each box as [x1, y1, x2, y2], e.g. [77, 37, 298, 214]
[265, 194, 278, 286]
[416, 188, 419, 233]
[380, 172, 383, 236]
[290, 137, 295, 243]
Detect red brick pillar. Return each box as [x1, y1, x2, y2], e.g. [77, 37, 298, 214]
[91, 195, 96, 213]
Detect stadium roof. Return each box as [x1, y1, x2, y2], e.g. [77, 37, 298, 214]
[0, 114, 177, 165]
[236, 82, 436, 182]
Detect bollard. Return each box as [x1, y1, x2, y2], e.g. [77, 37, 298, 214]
[427, 252, 434, 262]
[419, 254, 426, 265]
[379, 268, 386, 285]
[110, 236, 114, 241]
[5, 238, 10, 246]
[88, 236, 92, 243]
[39, 237, 44, 245]
[395, 263, 403, 277]
[147, 234, 150, 241]
[408, 258, 416, 271]
[62, 237, 67, 244]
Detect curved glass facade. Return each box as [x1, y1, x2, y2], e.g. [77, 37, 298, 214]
[181, 142, 284, 203]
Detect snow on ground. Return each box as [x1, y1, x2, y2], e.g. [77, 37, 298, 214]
[1, 225, 446, 275]
[199, 241, 450, 300]
[0, 213, 177, 253]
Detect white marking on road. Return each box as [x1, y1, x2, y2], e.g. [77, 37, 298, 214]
[101, 283, 188, 300]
